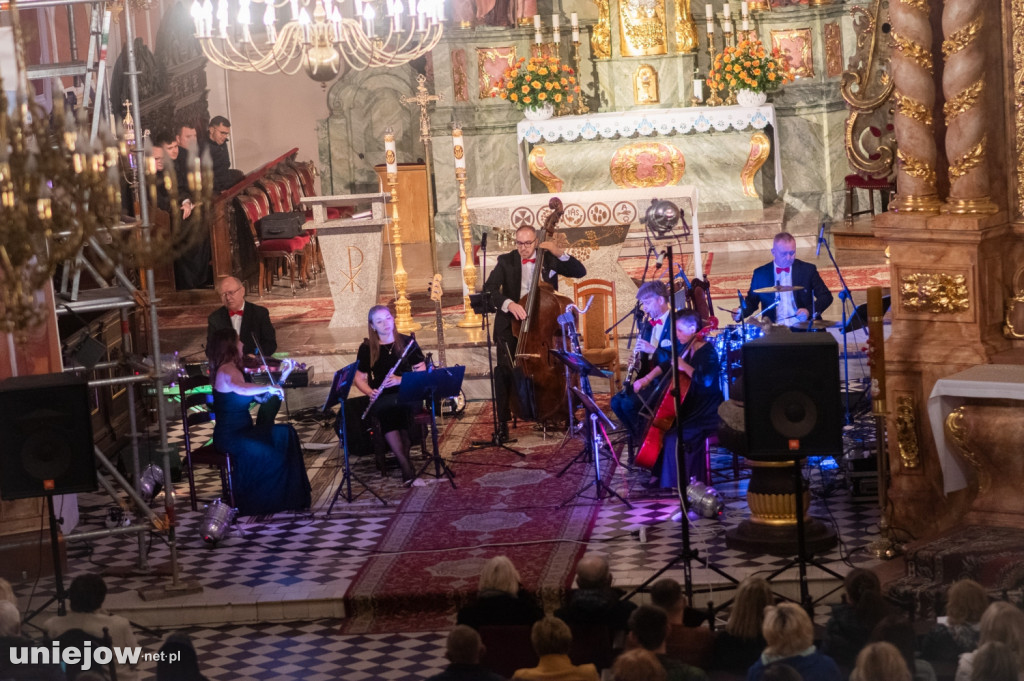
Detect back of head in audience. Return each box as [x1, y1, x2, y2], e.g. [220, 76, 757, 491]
[575, 554, 611, 590]
[851, 641, 911, 681]
[979, 601, 1024, 668]
[68, 573, 107, 613]
[156, 631, 205, 681]
[760, 662, 804, 681]
[446, 625, 484, 665]
[947, 579, 989, 626]
[844, 568, 887, 623]
[611, 648, 667, 681]
[869, 614, 918, 676]
[650, 579, 685, 618]
[628, 605, 669, 652]
[0, 601, 20, 638]
[762, 602, 813, 658]
[971, 641, 1020, 681]
[479, 556, 521, 596]
[0, 578, 16, 608]
[531, 616, 573, 657]
[727, 576, 774, 639]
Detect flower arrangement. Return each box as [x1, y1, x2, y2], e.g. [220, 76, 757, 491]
[706, 39, 793, 95]
[495, 56, 580, 112]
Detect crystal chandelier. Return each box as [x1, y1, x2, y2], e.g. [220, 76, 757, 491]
[190, 0, 446, 84]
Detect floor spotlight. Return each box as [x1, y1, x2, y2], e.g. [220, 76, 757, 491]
[201, 498, 237, 545]
[686, 478, 725, 519]
[139, 464, 164, 503]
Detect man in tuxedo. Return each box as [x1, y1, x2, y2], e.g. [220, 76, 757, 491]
[207, 276, 280, 424]
[483, 225, 586, 441]
[732, 231, 833, 327]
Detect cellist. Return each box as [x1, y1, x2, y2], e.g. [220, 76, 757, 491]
[484, 224, 586, 442]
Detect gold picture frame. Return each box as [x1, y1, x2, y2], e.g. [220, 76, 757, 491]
[771, 28, 814, 79]
[477, 46, 518, 99]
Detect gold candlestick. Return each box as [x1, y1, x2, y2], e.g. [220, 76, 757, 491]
[705, 32, 724, 106]
[452, 124, 482, 329]
[571, 40, 590, 115]
[384, 130, 421, 333]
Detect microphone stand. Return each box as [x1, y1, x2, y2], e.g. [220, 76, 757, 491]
[817, 232, 854, 424]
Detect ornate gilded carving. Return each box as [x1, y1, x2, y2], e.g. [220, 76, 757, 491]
[1014, 0, 1024, 217]
[477, 47, 517, 99]
[900, 272, 970, 313]
[674, 0, 699, 53]
[771, 29, 814, 79]
[527, 147, 565, 193]
[618, 0, 668, 57]
[943, 79, 984, 123]
[945, 406, 986, 491]
[895, 91, 933, 127]
[891, 31, 934, 73]
[895, 395, 921, 469]
[633, 64, 660, 104]
[741, 132, 771, 198]
[897, 149, 937, 185]
[592, 0, 612, 59]
[825, 22, 843, 77]
[841, 0, 895, 178]
[941, 15, 983, 58]
[452, 49, 469, 102]
[1004, 266, 1024, 339]
[901, 0, 929, 11]
[609, 143, 686, 188]
[948, 138, 987, 180]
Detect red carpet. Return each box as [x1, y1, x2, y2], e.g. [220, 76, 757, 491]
[341, 404, 606, 633]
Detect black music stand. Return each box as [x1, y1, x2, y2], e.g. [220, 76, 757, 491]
[400, 366, 465, 488]
[325, 363, 387, 512]
[559, 386, 631, 508]
[549, 350, 612, 476]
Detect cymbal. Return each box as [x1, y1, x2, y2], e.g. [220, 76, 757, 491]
[791, 319, 836, 330]
[753, 284, 805, 294]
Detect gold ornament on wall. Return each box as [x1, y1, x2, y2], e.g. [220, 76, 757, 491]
[618, 0, 668, 57]
[633, 64, 660, 104]
[592, 0, 612, 58]
[1004, 266, 1024, 339]
[1013, 0, 1024, 218]
[895, 395, 921, 469]
[674, 0, 699, 53]
[943, 80, 984, 123]
[945, 406, 985, 491]
[741, 132, 772, 198]
[900, 272, 970, 314]
[528, 147, 565, 193]
[609, 143, 685, 188]
[825, 22, 843, 77]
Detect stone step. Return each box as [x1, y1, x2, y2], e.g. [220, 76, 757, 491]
[832, 217, 887, 252]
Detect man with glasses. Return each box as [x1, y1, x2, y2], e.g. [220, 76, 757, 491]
[207, 276, 280, 424]
[483, 225, 586, 442]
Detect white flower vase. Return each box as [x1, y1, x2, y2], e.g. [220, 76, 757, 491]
[523, 102, 555, 121]
[736, 89, 768, 107]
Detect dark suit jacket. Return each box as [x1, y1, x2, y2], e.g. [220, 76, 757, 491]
[206, 302, 277, 359]
[483, 249, 587, 342]
[739, 259, 833, 322]
[639, 315, 675, 376]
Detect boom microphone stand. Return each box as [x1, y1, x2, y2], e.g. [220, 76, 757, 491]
[816, 225, 855, 424]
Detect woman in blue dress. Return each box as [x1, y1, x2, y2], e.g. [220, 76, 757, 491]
[208, 328, 311, 516]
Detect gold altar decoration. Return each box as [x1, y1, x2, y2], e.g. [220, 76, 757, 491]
[770, 29, 814, 79]
[591, 0, 612, 58]
[1014, 0, 1024, 217]
[609, 143, 686, 188]
[674, 0, 699, 53]
[825, 22, 843, 77]
[478, 47, 518, 99]
[633, 64, 660, 105]
[895, 91, 933, 127]
[1004, 266, 1024, 339]
[704, 32, 725, 106]
[891, 30, 934, 73]
[451, 124, 482, 329]
[746, 461, 808, 526]
[528, 147, 565, 192]
[947, 138, 987, 180]
[383, 130, 420, 333]
[897, 150, 937, 186]
[944, 80, 984, 121]
[900, 272, 970, 314]
[740, 132, 771, 198]
[618, 0, 668, 56]
[452, 49, 470, 102]
[941, 15, 983, 57]
[895, 394, 921, 469]
[902, 0, 929, 11]
[945, 406, 985, 491]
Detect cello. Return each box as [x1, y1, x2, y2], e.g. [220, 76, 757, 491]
[510, 198, 572, 425]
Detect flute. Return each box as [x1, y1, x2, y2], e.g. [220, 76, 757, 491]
[362, 338, 418, 420]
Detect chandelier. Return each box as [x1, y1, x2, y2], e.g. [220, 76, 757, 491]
[190, 0, 446, 84]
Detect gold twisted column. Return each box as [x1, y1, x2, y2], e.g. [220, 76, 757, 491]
[890, 0, 942, 213]
[384, 130, 420, 333]
[452, 124, 482, 328]
[940, 1, 998, 214]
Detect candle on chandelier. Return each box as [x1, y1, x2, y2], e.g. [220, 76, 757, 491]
[451, 126, 466, 171]
[385, 130, 398, 175]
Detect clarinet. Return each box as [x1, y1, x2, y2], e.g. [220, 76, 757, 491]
[362, 337, 418, 420]
[619, 313, 649, 395]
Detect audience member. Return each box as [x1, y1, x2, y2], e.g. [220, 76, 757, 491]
[457, 556, 543, 630]
[555, 554, 636, 639]
[426, 626, 506, 681]
[650, 578, 714, 670]
[955, 601, 1024, 681]
[204, 116, 244, 192]
[970, 641, 1020, 681]
[44, 573, 140, 681]
[611, 648, 667, 681]
[747, 602, 841, 681]
[922, 578, 988, 664]
[711, 577, 772, 675]
[156, 631, 208, 681]
[0, 578, 16, 607]
[820, 568, 893, 671]
[0, 600, 64, 680]
[626, 605, 707, 681]
[759, 662, 803, 681]
[850, 641, 911, 681]
[870, 615, 936, 681]
[511, 616, 598, 681]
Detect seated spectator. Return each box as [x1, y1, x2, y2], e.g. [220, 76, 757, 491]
[650, 578, 714, 670]
[44, 573, 140, 681]
[0, 577, 16, 607]
[611, 648, 667, 681]
[0, 600, 64, 680]
[747, 602, 841, 681]
[626, 605, 707, 681]
[955, 601, 1024, 681]
[970, 641, 1020, 681]
[426, 626, 505, 681]
[921, 578, 988, 664]
[457, 556, 543, 630]
[851, 641, 911, 681]
[157, 631, 208, 681]
[870, 615, 936, 681]
[711, 577, 772, 675]
[555, 554, 636, 640]
[511, 616, 598, 681]
[820, 568, 893, 672]
[760, 663, 802, 681]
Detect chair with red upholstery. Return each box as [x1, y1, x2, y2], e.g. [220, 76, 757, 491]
[236, 188, 307, 297]
[845, 173, 895, 226]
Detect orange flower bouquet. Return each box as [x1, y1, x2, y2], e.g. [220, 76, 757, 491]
[706, 39, 793, 98]
[494, 56, 579, 114]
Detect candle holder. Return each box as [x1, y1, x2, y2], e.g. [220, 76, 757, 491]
[452, 127, 482, 329]
[571, 40, 590, 114]
[385, 133, 421, 333]
[690, 73, 704, 107]
[705, 33, 724, 106]
[748, 0, 770, 11]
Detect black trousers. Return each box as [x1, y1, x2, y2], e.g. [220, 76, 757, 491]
[494, 335, 517, 423]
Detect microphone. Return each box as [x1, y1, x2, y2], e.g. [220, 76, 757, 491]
[654, 250, 667, 270]
[816, 223, 825, 257]
[480, 232, 487, 249]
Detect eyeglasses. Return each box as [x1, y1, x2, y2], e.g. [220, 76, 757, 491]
[515, 239, 536, 247]
[220, 286, 243, 298]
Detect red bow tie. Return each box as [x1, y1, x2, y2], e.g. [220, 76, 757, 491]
[229, 310, 243, 317]
[522, 258, 536, 265]
[776, 266, 790, 274]
[651, 319, 663, 326]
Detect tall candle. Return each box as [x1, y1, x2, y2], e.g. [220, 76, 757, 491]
[554, 27, 560, 43]
[385, 130, 397, 175]
[551, 13, 558, 28]
[570, 12, 578, 27]
[535, 30, 542, 45]
[742, 17, 749, 30]
[723, 18, 731, 32]
[705, 3, 713, 19]
[572, 25, 579, 41]
[451, 127, 466, 170]
[741, 0, 748, 16]
[706, 19, 713, 32]
[533, 14, 541, 29]
[723, 2, 730, 15]
[694, 79, 703, 101]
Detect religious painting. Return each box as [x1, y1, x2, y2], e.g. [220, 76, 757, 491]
[618, 0, 668, 57]
[824, 22, 843, 77]
[609, 142, 686, 188]
[771, 28, 814, 79]
[633, 64, 660, 105]
[452, 49, 469, 102]
[477, 46, 517, 99]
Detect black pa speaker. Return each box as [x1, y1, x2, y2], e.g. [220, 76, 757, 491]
[742, 333, 842, 460]
[0, 373, 97, 500]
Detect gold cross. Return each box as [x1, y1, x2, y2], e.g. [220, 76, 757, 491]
[401, 74, 443, 144]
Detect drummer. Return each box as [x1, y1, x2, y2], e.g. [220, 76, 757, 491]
[731, 231, 833, 328]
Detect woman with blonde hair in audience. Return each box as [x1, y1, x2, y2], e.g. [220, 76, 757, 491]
[955, 601, 1024, 681]
[922, 578, 988, 664]
[711, 576, 773, 674]
[747, 602, 841, 681]
[970, 641, 1020, 681]
[850, 641, 912, 681]
[611, 648, 667, 681]
[456, 555, 543, 630]
[512, 616, 599, 681]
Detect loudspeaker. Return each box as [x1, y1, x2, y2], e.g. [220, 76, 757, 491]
[0, 373, 97, 500]
[742, 333, 842, 460]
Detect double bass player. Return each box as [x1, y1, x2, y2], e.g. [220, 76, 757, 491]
[484, 224, 586, 442]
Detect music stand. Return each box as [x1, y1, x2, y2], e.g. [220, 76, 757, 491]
[559, 386, 631, 508]
[548, 349, 612, 476]
[325, 363, 387, 512]
[399, 366, 466, 488]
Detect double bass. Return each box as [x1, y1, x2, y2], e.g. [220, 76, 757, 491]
[510, 198, 572, 425]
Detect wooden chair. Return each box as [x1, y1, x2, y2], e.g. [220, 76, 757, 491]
[178, 373, 235, 512]
[573, 278, 621, 393]
[845, 173, 895, 226]
[236, 188, 306, 297]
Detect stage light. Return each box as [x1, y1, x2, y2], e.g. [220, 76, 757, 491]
[686, 478, 724, 519]
[139, 464, 164, 503]
[200, 498, 237, 545]
[643, 199, 691, 238]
